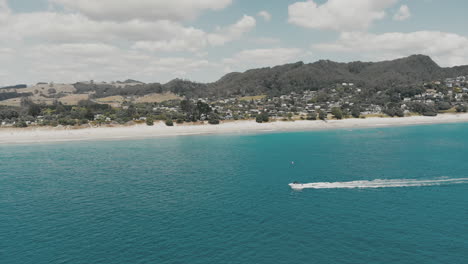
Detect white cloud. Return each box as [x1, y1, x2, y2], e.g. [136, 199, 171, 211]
[50, 0, 233, 22]
[15, 43, 220, 84]
[258, 11, 272, 22]
[0, 0, 257, 84]
[0, 0, 8, 12]
[132, 15, 256, 52]
[0, 0, 10, 24]
[2, 12, 206, 43]
[288, 0, 398, 31]
[313, 31, 468, 66]
[394, 5, 411, 21]
[223, 48, 303, 71]
[0, 10, 254, 53]
[207, 15, 256, 46]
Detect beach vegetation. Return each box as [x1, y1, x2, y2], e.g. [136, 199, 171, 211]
[208, 113, 220, 125]
[351, 106, 361, 118]
[331, 107, 343, 119]
[14, 121, 28, 128]
[165, 119, 174, 126]
[307, 112, 317, 120]
[256, 112, 269, 123]
[456, 105, 467, 113]
[146, 116, 154, 126]
[319, 110, 327, 120]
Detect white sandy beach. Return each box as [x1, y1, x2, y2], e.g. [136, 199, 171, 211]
[2, 113, 468, 145]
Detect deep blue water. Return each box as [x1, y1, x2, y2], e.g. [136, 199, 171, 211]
[1, 124, 468, 264]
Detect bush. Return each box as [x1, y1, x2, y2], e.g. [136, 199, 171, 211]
[58, 118, 77, 126]
[385, 107, 404, 117]
[437, 102, 452, 111]
[307, 112, 317, 120]
[165, 119, 174, 126]
[14, 121, 28, 128]
[208, 113, 220, 125]
[423, 111, 437, 117]
[456, 105, 467, 113]
[146, 117, 154, 126]
[256, 115, 263, 123]
[256, 112, 269, 123]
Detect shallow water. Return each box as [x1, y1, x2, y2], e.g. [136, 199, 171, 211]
[1, 123, 468, 263]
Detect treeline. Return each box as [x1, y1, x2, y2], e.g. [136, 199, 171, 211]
[0, 92, 32, 101]
[0, 84, 27, 90]
[0, 97, 224, 127]
[74, 82, 165, 98]
[73, 79, 208, 99]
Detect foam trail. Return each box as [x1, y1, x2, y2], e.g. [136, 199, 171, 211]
[289, 177, 468, 190]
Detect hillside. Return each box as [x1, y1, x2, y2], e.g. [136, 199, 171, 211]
[148, 55, 468, 98]
[1, 55, 468, 106]
[199, 55, 464, 98]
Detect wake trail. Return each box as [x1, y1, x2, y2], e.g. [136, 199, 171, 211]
[289, 177, 468, 190]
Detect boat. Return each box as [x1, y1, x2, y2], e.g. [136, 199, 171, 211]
[289, 181, 305, 190]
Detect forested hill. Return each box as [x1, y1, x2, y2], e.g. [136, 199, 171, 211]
[3, 55, 467, 101]
[166, 55, 468, 98]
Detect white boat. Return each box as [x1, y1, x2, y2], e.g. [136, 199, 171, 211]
[289, 182, 305, 190]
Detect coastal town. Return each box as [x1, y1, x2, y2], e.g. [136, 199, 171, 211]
[1, 75, 468, 128]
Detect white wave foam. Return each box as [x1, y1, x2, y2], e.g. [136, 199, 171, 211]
[289, 177, 468, 190]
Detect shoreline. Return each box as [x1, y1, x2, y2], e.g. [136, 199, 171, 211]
[2, 113, 468, 145]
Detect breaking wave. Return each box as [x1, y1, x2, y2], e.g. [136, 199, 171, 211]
[289, 177, 468, 190]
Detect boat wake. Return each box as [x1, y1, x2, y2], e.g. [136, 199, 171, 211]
[289, 177, 468, 190]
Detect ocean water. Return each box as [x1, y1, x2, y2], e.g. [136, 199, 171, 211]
[1, 124, 468, 264]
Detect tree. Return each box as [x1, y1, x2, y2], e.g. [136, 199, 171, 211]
[319, 110, 327, 120]
[208, 113, 220, 125]
[256, 112, 269, 123]
[331, 107, 343, 119]
[180, 100, 193, 113]
[196, 101, 212, 120]
[351, 106, 361, 118]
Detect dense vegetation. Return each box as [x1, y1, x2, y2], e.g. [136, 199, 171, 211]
[0, 92, 32, 101]
[161, 55, 468, 98]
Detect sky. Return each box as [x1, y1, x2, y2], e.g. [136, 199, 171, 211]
[1, 0, 468, 85]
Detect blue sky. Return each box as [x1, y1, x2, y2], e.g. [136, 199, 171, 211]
[1, 0, 468, 85]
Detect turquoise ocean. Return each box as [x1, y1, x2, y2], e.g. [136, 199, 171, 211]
[1, 124, 468, 263]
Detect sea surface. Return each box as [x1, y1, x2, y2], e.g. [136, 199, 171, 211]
[1, 124, 468, 264]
